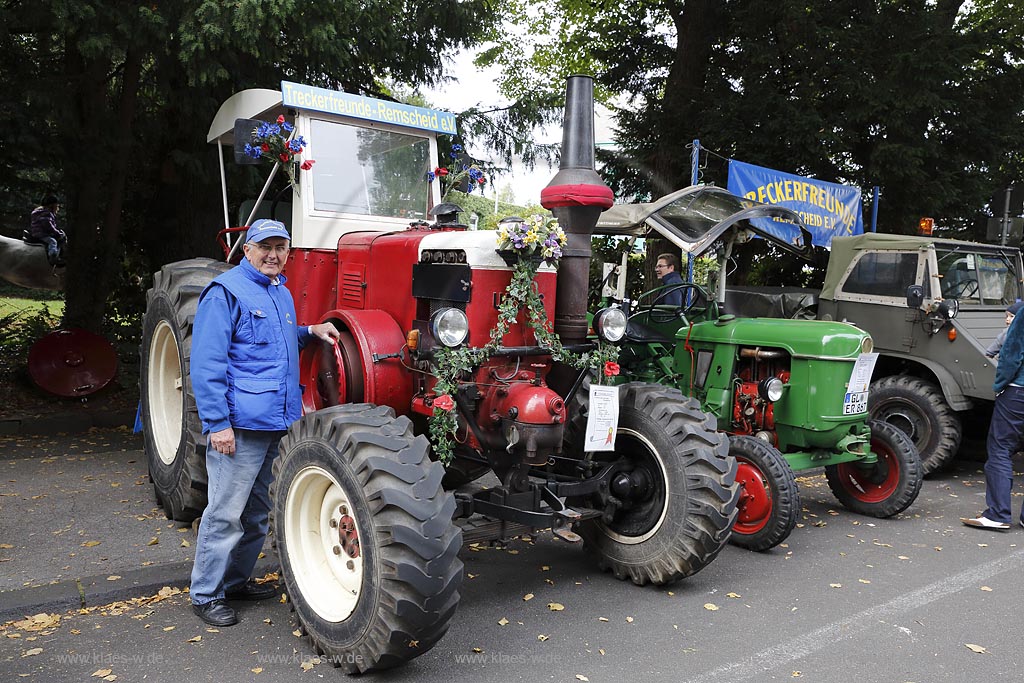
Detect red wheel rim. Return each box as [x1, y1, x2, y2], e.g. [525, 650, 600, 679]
[734, 458, 773, 534]
[835, 436, 900, 503]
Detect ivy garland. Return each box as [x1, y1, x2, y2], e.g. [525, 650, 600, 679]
[428, 216, 619, 465]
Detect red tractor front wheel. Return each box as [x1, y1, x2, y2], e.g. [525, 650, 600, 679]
[730, 436, 799, 552]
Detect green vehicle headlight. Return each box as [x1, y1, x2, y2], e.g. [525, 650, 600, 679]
[758, 377, 785, 402]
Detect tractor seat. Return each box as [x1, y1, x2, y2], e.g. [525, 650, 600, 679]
[623, 319, 673, 344]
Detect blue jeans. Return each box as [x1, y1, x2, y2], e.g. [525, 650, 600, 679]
[190, 428, 283, 605]
[983, 386, 1024, 524]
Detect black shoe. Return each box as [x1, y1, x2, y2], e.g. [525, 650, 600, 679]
[192, 599, 238, 627]
[225, 580, 277, 601]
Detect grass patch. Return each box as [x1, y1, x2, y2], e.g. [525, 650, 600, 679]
[0, 296, 64, 318]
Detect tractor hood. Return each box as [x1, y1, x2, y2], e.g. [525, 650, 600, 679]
[687, 316, 869, 359]
[595, 186, 813, 257]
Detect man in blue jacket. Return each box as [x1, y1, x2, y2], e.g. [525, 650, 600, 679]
[189, 219, 339, 626]
[654, 253, 684, 307]
[962, 308, 1024, 531]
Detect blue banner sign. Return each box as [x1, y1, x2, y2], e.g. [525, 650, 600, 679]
[281, 81, 457, 135]
[727, 160, 863, 247]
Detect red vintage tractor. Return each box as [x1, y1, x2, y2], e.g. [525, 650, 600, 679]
[140, 76, 739, 671]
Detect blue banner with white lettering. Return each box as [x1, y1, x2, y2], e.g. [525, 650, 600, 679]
[727, 160, 863, 247]
[282, 81, 457, 135]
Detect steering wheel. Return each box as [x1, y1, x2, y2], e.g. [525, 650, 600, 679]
[944, 278, 979, 299]
[633, 283, 717, 325]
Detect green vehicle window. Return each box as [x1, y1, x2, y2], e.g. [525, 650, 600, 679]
[843, 252, 919, 297]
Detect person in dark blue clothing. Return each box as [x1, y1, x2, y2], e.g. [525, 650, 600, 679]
[28, 195, 66, 266]
[654, 252, 684, 307]
[189, 219, 340, 626]
[962, 309, 1024, 531]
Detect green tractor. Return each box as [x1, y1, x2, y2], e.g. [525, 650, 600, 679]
[588, 186, 923, 551]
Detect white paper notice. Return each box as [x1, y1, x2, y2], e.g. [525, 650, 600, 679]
[843, 352, 879, 415]
[584, 384, 620, 451]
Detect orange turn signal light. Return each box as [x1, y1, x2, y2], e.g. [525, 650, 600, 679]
[918, 217, 934, 236]
[406, 329, 420, 351]
[947, 327, 957, 342]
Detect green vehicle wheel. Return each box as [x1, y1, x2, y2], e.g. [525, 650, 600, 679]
[825, 419, 922, 518]
[729, 436, 800, 552]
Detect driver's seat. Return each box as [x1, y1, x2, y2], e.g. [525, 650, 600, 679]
[624, 318, 673, 344]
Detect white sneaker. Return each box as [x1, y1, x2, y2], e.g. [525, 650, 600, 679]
[961, 515, 1010, 531]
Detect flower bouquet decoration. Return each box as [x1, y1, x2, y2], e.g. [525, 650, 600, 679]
[429, 214, 618, 464]
[426, 144, 487, 201]
[243, 115, 314, 192]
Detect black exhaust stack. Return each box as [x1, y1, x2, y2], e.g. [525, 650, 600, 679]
[541, 76, 613, 346]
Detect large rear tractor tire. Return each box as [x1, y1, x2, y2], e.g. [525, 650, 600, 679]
[270, 404, 463, 673]
[140, 258, 231, 522]
[566, 382, 738, 586]
[729, 436, 800, 552]
[868, 375, 962, 476]
[825, 419, 922, 518]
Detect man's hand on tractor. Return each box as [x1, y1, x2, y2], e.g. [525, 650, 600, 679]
[309, 322, 341, 345]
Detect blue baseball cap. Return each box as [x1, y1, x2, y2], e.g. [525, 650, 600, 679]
[246, 219, 290, 244]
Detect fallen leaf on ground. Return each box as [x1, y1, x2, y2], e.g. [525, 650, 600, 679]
[147, 537, 159, 546]
[187, 635, 201, 643]
[704, 603, 719, 611]
[523, 593, 534, 601]
[163, 626, 175, 632]
[251, 667, 263, 674]
[859, 579, 871, 584]
[91, 669, 112, 677]
[576, 676, 590, 681]
[293, 629, 302, 637]
[625, 616, 634, 623]
[300, 660, 316, 671]
[82, 541, 101, 547]
[107, 575, 121, 581]
[980, 586, 993, 592]
[830, 583, 842, 588]
[726, 592, 741, 598]
[180, 539, 190, 547]
[965, 643, 988, 654]
[472, 647, 483, 653]
[22, 647, 42, 657]
[498, 618, 509, 626]
[548, 603, 565, 611]
[538, 634, 549, 641]
[598, 617, 609, 622]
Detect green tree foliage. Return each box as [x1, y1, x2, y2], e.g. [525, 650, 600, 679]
[0, 0, 499, 331]
[480, 0, 1024, 252]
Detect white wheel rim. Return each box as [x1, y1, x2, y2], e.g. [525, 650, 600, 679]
[598, 427, 670, 545]
[148, 320, 183, 466]
[285, 465, 365, 622]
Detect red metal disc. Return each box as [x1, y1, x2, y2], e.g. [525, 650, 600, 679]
[28, 328, 118, 397]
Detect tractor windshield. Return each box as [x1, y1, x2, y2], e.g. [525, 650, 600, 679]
[308, 118, 432, 220]
[935, 247, 1022, 307]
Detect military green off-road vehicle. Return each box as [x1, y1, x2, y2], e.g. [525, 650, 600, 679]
[585, 187, 923, 551]
[813, 233, 1024, 474]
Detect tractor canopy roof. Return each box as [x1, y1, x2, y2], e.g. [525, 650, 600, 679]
[595, 185, 813, 257]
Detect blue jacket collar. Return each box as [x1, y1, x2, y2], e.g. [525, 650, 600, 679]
[238, 256, 288, 287]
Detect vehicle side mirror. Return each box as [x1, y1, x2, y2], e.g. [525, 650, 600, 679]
[233, 118, 263, 165]
[906, 285, 924, 309]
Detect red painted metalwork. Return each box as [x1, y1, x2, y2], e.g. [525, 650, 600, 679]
[300, 339, 347, 414]
[467, 269, 557, 347]
[28, 329, 117, 397]
[315, 309, 412, 414]
[734, 458, 772, 534]
[540, 183, 615, 209]
[338, 514, 360, 558]
[284, 248, 338, 326]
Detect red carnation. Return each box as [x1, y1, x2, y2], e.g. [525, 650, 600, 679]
[603, 361, 620, 377]
[300, 159, 315, 171]
[276, 115, 285, 124]
[279, 153, 290, 162]
[477, 177, 485, 184]
[433, 394, 455, 412]
[261, 143, 270, 152]
[438, 168, 449, 177]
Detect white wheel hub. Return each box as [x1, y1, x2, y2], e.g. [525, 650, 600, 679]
[285, 465, 365, 622]
[148, 320, 183, 466]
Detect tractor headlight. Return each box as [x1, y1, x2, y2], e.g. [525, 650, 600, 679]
[430, 308, 469, 347]
[594, 307, 628, 343]
[758, 377, 785, 402]
[860, 336, 874, 354]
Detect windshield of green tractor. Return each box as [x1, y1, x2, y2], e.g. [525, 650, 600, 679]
[936, 248, 1021, 306]
[308, 118, 432, 220]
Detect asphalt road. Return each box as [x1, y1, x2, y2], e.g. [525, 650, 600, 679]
[2, 430, 1023, 682]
